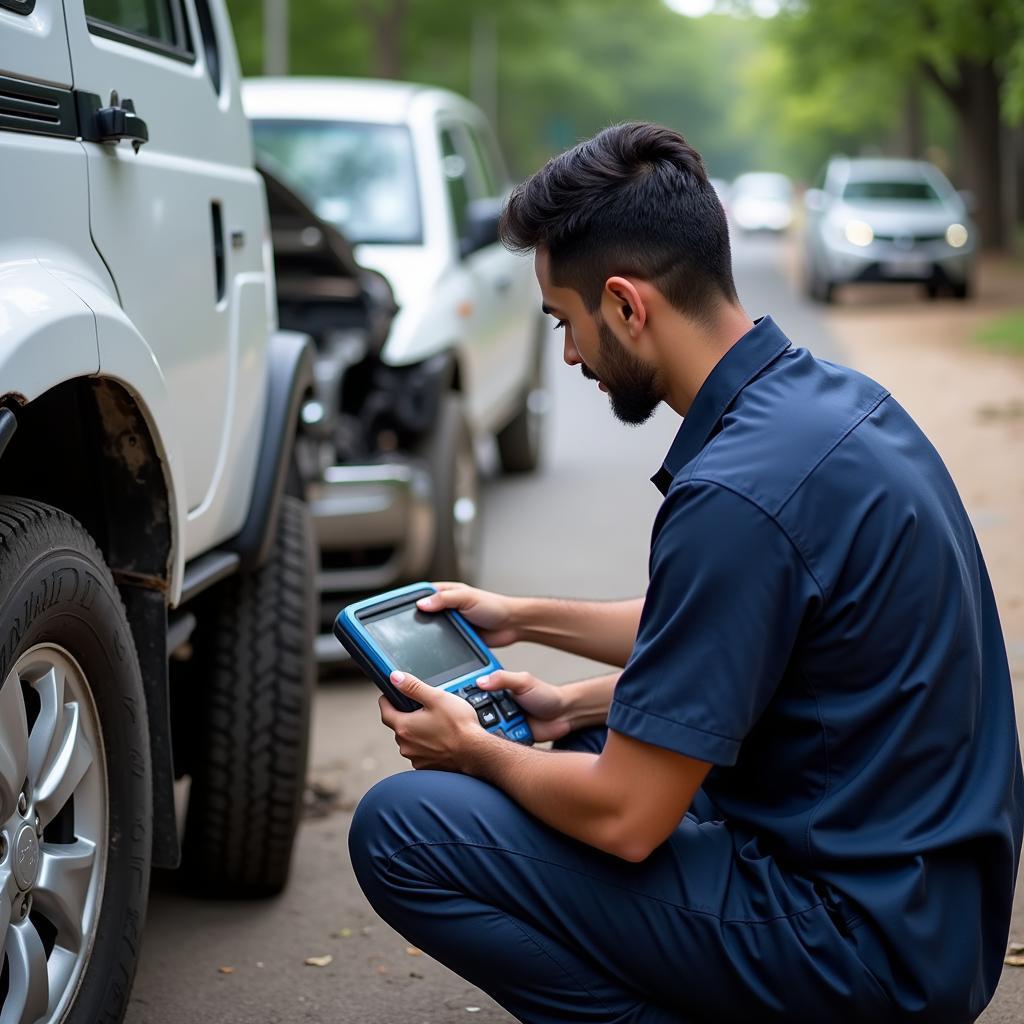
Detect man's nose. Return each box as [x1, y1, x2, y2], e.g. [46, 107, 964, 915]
[563, 335, 581, 367]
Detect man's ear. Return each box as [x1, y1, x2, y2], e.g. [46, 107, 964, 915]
[603, 277, 647, 336]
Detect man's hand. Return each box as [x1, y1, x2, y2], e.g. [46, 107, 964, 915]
[416, 583, 522, 647]
[379, 671, 490, 772]
[476, 670, 572, 742]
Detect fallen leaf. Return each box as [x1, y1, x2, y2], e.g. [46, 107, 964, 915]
[375, 964, 389, 975]
[305, 954, 333, 968]
[466, 1008, 481, 1014]
[406, 946, 423, 956]
[1004, 954, 1024, 967]
[333, 928, 353, 938]
[409, 971, 424, 979]
[217, 966, 235, 975]
[1009, 942, 1024, 955]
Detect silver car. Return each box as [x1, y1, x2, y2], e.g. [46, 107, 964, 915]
[803, 157, 976, 302]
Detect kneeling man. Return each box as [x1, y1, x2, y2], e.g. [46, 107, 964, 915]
[349, 122, 1023, 1024]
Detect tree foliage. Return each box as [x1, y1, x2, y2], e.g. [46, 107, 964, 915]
[226, 0, 1023, 243]
[227, 0, 769, 178]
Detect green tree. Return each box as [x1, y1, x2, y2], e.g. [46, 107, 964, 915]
[747, 0, 1024, 247]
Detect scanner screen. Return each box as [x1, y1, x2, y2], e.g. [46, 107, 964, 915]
[364, 605, 486, 686]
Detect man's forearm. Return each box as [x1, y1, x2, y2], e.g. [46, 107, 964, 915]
[512, 597, 643, 667]
[461, 735, 629, 857]
[559, 672, 619, 730]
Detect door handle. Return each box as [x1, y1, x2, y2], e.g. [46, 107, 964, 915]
[211, 201, 226, 302]
[96, 91, 149, 152]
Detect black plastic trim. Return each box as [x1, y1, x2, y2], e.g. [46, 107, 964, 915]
[0, 75, 77, 139]
[180, 549, 240, 604]
[228, 330, 315, 571]
[119, 585, 180, 869]
[86, 15, 195, 63]
[0, 408, 17, 457]
[0, 0, 36, 13]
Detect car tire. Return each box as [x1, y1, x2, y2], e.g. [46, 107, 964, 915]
[807, 268, 834, 304]
[419, 394, 480, 582]
[952, 278, 971, 300]
[496, 335, 546, 475]
[0, 496, 150, 1024]
[181, 495, 315, 898]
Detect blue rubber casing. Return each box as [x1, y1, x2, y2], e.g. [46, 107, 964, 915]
[334, 582, 534, 745]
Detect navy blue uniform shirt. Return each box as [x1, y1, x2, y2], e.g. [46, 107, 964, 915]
[607, 316, 1024, 1019]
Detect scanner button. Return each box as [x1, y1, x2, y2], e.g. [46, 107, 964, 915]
[477, 705, 500, 728]
[506, 722, 532, 743]
[497, 697, 520, 719]
[464, 690, 491, 708]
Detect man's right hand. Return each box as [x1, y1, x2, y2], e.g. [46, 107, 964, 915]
[476, 670, 572, 742]
[416, 582, 522, 647]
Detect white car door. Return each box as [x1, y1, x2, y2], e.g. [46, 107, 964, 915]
[458, 117, 538, 428]
[436, 120, 506, 429]
[64, 0, 264, 515]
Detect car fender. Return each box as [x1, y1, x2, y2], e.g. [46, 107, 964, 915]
[49, 264, 188, 600]
[0, 258, 99, 404]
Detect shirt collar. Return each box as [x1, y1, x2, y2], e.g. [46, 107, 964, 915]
[651, 315, 792, 495]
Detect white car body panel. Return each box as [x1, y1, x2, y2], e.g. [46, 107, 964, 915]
[61, 0, 272, 573]
[0, 0, 72, 87]
[242, 77, 540, 438]
[0, 130, 102, 399]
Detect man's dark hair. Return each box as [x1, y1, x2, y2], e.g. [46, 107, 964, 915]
[500, 122, 737, 324]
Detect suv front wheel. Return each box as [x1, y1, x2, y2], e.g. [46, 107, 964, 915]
[0, 497, 151, 1024]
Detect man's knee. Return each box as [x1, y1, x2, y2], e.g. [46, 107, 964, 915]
[348, 770, 484, 891]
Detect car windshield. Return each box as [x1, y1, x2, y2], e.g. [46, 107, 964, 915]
[734, 174, 791, 199]
[842, 180, 940, 202]
[252, 119, 422, 245]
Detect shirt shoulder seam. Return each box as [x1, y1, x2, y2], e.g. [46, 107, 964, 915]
[675, 476, 827, 600]
[774, 388, 890, 517]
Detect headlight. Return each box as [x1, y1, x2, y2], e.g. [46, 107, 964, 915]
[844, 220, 874, 247]
[946, 223, 969, 248]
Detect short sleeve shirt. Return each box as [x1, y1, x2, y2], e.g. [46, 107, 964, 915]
[606, 316, 1024, 1016]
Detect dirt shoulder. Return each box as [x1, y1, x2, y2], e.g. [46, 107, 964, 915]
[822, 256, 1024, 687]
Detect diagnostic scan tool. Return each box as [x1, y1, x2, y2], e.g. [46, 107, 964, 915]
[334, 583, 534, 745]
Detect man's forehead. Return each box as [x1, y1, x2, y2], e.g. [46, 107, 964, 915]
[534, 248, 578, 314]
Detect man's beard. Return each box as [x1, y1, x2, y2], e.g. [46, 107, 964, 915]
[580, 318, 663, 426]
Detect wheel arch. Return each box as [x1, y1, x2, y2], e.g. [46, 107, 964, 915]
[0, 377, 181, 868]
[0, 377, 173, 588]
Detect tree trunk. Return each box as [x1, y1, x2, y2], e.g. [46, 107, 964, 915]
[955, 61, 1006, 249]
[901, 77, 923, 158]
[359, 0, 407, 79]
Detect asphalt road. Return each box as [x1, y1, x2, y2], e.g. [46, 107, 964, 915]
[126, 236, 1019, 1023]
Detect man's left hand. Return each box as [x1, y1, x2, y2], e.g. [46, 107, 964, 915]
[379, 671, 487, 772]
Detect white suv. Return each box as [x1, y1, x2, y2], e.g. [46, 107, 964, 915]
[243, 78, 547, 614]
[1, 2, 316, 1020]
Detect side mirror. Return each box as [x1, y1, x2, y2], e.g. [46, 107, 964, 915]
[957, 189, 977, 214]
[804, 188, 828, 213]
[460, 197, 503, 258]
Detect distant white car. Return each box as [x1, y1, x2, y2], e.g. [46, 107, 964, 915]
[243, 77, 547, 604]
[730, 172, 794, 233]
[803, 156, 976, 302]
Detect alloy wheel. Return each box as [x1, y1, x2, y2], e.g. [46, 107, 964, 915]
[0, 645, 107, 1024]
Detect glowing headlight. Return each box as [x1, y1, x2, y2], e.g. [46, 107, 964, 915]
[844, 220, 874, 247]
[946, 223, 968, 248]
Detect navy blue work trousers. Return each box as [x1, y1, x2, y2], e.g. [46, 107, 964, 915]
[348, 727, 892, 1023]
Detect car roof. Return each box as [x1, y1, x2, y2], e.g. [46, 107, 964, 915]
[837, 157, 933, 182]
[242, 76, 476, 125]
